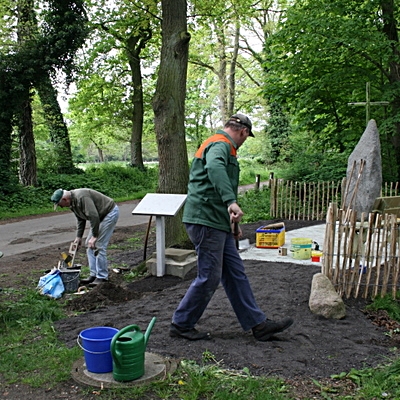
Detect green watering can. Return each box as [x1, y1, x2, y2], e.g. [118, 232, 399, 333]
[110, 317, 156, 382]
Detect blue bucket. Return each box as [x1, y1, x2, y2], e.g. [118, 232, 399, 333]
[78, 327, 119, 373]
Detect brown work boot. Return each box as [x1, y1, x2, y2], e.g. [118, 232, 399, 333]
[252, 317, 294, 341]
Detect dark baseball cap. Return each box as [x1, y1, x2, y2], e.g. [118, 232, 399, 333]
[229, 114, 254, 137]
[51, 189, 64, 210]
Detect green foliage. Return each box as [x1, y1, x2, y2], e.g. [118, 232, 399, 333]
[83, 163, 158, 197]
[35, 140, 68, 173]
[239, 188, 271, 223]
[67, 74, 132, 145]
[38, 0, 89, 79]
[66, 0, 160, 163]
[238, 159, 271, 185]
[275, 128, 348, 182]
[152, 358, 289, 400]
[266, 102, 291, 164]
[123, 262, 148, 282]
[263, 0, 400, 178]
[366, 293, 400, 323]
[0, 163, 158, 218]
[1, 289, 64, 326]
[0, 185, 52, 215]
[0, 0, 89, 187]
[0, 289, 80, 387]
[331, 361, 400, 400]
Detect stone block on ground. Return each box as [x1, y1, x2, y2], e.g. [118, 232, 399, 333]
[146, 248, 197, 278]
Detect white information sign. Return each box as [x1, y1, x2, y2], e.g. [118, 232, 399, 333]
[132, 193, 187, 276]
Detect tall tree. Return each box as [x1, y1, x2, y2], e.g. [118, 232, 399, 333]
[72, 0, 159, 168]
[152, 0, 190, 246]
[381, 0, 400, 178]
[68, 74, 132, 161]
[185, 0, 270, 149]
[37, 73, 75, 173]
[126, 29, 152, 170]
[189, 3, 258, 123]
[0, 56, 15, 192]
[0, 0, 88, 188]
[16, 0, 37, 185]
[37, 0, 88, 173]
[264, 0, 400, 180]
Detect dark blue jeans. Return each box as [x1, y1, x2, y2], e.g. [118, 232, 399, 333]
[172, 223, 266, 331]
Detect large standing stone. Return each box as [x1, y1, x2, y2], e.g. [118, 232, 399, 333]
[344, 119, 382, 216]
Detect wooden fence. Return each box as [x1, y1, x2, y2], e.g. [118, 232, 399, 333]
[268, 178, 400, 221]
[267, 178, 400, 298]
[269, 179, 344, 220]
[322, 203, 400, 299]
[382, 182, 400, 197]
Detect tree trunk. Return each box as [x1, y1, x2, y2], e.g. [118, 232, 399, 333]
[17, 0, 37, 186]
[152, 0, 190, 246]
[18, 92, 37, 186]
[0, 83, 15, 191]
[214, 20, 241, 122]
[37, 73, 75, 173]
[126, 30, 151, 170]
[228, 23, 240, 117]
[215, 23, 228, 122]
[98, 147, 104, 162]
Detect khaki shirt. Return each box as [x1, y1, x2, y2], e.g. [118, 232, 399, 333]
[70, 189, 115, 238]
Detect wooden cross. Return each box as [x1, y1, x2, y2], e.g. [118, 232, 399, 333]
[347, 82, 389, 125]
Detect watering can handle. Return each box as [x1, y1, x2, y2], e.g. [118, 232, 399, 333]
[144, 317, 157, 344]
[113, 324, 141, 341]
[111, 324, 140, 351]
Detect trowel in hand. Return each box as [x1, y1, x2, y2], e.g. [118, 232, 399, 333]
[234, 222, 251, 251]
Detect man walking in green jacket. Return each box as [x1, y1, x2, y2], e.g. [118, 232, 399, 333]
[170, 114, 293, 341]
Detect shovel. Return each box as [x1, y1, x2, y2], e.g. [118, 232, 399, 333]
[60, 242, 78, 268]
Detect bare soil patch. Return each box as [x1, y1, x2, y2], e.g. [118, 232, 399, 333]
[1, 219, 399, 399]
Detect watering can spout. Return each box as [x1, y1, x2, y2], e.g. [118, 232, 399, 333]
[144, 316, 157, 345]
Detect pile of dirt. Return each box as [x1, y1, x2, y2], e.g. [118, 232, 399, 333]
[66, 281, 142, 312]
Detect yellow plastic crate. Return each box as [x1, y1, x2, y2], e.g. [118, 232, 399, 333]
[256, 226, 285, 248]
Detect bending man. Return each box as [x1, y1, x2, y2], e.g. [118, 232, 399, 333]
[51, 188, 119, 286]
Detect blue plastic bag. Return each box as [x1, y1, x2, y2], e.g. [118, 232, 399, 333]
[37, 269, 65, 299]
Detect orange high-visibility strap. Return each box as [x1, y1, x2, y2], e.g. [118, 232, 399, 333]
[194, 134, 237, 158]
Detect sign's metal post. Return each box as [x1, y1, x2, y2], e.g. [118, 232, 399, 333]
[155, 215, 165, 276]
[132, 193, 187, 277]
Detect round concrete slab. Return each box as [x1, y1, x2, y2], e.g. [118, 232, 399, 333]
[71, 352, 178, 388]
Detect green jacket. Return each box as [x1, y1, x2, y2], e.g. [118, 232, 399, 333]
[70, 189, 116, 238]
[183, 130, 239, 232]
